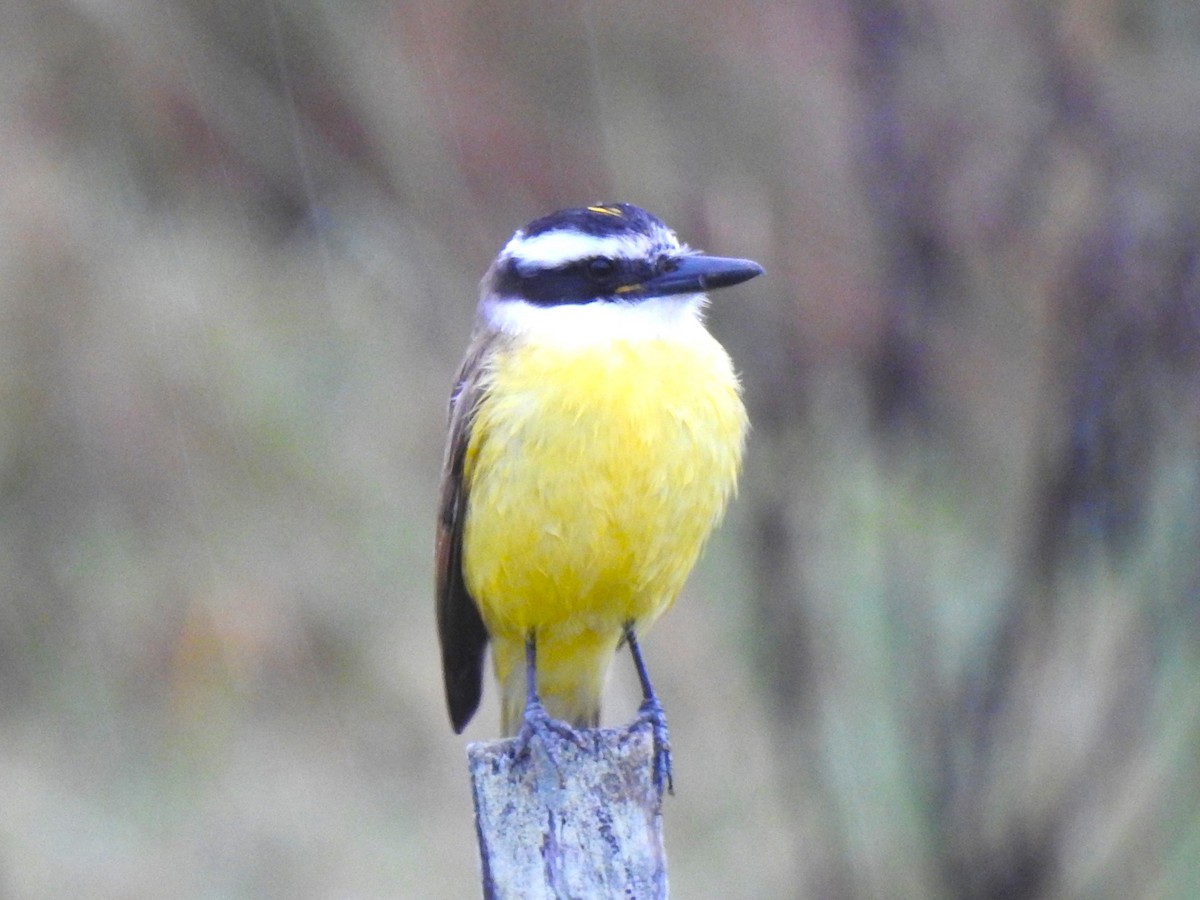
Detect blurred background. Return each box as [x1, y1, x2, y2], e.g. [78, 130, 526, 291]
[2, 0, 1199, 897]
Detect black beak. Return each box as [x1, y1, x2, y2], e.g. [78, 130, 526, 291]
[634, 254, 764, 297]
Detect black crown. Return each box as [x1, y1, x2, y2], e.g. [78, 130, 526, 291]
[521, 203, 668, 241]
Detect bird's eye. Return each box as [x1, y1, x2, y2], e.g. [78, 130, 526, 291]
[585, 257, 618, 283]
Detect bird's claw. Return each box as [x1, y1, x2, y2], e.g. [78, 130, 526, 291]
[513, 700, 590, 766]
[638, 696, 674, 796]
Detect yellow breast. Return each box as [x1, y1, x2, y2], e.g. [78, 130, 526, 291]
[462, 324, 747, 641]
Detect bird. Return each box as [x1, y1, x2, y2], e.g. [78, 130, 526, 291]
[435, 203, 762, 793]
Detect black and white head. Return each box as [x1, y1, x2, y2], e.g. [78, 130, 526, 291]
[480, 203, 763, 339]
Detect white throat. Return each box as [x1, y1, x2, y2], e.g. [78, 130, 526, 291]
[481, 295, 710, 346]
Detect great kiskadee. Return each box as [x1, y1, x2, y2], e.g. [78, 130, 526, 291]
[436, 203, 761, 792]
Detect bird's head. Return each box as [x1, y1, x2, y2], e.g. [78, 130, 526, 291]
[481, 204, 762, 327]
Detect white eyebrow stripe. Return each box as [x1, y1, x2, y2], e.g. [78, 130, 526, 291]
[504, 230, 650, 268]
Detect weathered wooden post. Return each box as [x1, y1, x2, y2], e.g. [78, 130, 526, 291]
[467, 721, 668, 898]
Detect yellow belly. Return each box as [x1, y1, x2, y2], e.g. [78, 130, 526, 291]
[462, 329, 746, 731]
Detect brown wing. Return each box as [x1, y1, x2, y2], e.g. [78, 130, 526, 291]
[435, 329, 500, 733]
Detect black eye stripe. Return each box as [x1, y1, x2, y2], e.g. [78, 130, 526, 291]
[586, 257, 618, 282]
[495, 256, 656, 306]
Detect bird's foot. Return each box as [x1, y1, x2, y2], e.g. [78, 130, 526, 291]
[512, 699, 589, 769]
[638, 695, 674, 796]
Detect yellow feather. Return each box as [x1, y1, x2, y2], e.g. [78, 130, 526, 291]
[461, 323, 747, 733]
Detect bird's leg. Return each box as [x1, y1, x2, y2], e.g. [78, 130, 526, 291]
[523, 633, 544, 720]
[515, 633, 586, 754]
[626, 624, 673, 796]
